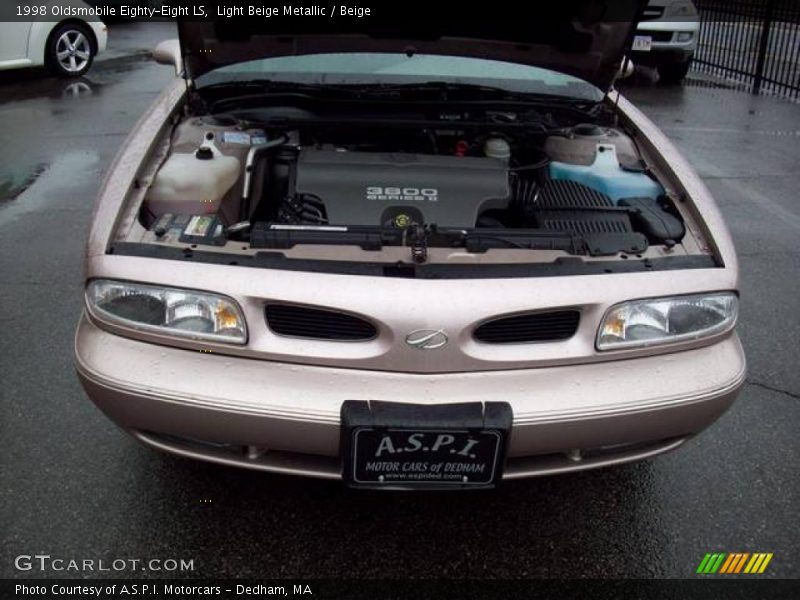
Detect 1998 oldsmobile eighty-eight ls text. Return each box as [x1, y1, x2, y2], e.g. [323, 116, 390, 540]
[75, 1, 745, 489]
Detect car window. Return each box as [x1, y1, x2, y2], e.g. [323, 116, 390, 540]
[197, 53, 604, 101]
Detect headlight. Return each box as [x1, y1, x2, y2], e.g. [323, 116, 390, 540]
[597, 292, 737, 351]
[87, 280, 247, 344]
[664, 1, 698, 17]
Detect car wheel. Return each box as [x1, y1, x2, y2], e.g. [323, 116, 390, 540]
[45, 23, 96, 78]
[657, 57, 692, 85]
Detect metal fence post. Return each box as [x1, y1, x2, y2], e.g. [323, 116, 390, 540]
[753, 0, 776, 94]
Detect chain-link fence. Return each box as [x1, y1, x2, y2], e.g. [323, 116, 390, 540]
[694, 0, 800, 99]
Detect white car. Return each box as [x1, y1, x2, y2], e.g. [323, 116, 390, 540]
[633, 0, 701, 83]
[0, 0, 107, 77]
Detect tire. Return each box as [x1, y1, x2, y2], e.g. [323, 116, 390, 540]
[45, 22, 96, 78]
[657, 57, 692, 85]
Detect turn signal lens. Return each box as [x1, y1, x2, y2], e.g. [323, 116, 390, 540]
[597, 292, 737, 350]
[87, 280, 246, 344]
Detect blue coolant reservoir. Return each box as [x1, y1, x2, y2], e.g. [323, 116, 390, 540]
[549, 144, 664, 204]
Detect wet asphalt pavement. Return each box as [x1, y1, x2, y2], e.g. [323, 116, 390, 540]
[1, 29, 799, 579]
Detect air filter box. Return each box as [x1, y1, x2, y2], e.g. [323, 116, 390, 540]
[530, 180, 633, 235]
[526, 179, 648, 256]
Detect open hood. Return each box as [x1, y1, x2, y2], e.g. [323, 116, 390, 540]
[178, 1, 647, 93]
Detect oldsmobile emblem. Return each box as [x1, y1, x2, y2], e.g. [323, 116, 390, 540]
[405, 329, 448, 350]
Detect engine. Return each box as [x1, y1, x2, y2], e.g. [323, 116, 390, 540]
[141, 118, 686, 257]
[289, 149, 511, 228]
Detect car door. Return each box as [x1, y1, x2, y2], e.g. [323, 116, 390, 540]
[0, 22, 34, 62]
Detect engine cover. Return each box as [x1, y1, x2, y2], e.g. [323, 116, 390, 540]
[293, 149, 510, 228]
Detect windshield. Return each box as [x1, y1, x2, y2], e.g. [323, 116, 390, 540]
[196, 53, 604, 101]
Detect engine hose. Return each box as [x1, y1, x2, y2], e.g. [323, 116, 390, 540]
[240, 135, 289, 220]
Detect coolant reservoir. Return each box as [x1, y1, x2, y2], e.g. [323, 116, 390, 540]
[545, 124, 643, 170]
[146, 140, 240, 216]
[549, 144, 664, 204]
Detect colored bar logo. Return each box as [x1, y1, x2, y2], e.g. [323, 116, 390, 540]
[696, 552, 773, 574]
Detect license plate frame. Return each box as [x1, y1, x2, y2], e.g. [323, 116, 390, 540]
[633, 35, 653, 52]
[341, 401, 512, 489]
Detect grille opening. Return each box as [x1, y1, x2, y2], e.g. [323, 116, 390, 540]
[265, 303, 377, 341]
[474, 310, 580, 344]
[647, 31, 674, 43]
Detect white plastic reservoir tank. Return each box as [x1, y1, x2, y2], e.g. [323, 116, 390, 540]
[146, 139, 240, 217]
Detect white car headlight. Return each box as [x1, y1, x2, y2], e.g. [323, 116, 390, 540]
[597, 292, 737, 351]
[87, 280, 247, 344]
[664, 1, 698, 18]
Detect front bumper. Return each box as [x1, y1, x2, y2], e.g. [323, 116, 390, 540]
[634, 20, 700, 63]
[88, 21, 108, 54]
[75, 313, 745, 480]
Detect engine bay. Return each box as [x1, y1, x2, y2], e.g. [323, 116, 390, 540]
[129, 94, 696, 268]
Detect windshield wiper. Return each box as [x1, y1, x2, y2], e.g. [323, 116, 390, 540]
[199, 79, 599, 110]
[353, 81, 515, 97]
[199, 80, 365, 112]
[196, 83, 604, 127]
[200, 80, 322, 91]
[351, 81, 599, 105]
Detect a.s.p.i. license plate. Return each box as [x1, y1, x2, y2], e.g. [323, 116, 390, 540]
[351, 428, 502, 486]
[341, 400, 512, 489]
